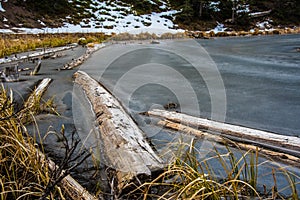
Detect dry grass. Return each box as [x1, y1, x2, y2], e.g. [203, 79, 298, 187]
[0, 33, 109, 58]
[111, 32, 187, 41]
[127, 139, 299, 199]
[0, 85, 52, 199]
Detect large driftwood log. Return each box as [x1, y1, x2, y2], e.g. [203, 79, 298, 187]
[158, 120, 300, 168]
[249, 10, 272, 18]
[146, 109, 300, 155]
[73, 71, 163, 190]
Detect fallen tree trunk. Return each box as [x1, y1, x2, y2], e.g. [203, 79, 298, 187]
[158, 120, 300, 168]
[146, 109, 300, 155]
[73, 71, 163, 190]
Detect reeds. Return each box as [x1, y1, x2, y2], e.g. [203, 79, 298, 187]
[0, 85, 51, 199]
[128, 138, 299, 199]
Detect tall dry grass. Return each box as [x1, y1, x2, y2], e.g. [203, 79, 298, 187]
[0, 85, 49, 199]
[0, 33, 108, 58]
[0, 85, 68, 199]
[128, 139, 299, 199]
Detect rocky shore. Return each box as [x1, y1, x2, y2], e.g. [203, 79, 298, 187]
[186, 26, 300, 39]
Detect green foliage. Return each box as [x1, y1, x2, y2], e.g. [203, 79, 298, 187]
[169, 0, 300, 29]
[122, 0, 162, 15]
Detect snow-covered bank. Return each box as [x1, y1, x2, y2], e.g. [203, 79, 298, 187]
[0, 0, 182, 35]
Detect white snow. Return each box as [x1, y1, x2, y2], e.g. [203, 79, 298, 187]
[38, 20, 46, 26]
[0, 0, 182, 35]
[209, 1, 220, 12]
[0, 2, 5, 12]
[236, 4, 250, 13]
[207, 22, 227, 34]
[256, 20, 273, 30]
[0, 28, 12, 33]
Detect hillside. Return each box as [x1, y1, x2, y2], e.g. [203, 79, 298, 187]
[0, 0, 299, 34]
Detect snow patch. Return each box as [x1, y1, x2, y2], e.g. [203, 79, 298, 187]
[0, 28, 12, 33]
[38, 20, 46, 26]
[0, 2, 5, 12]
[256, 20, 273, 30]
[208, 22, 227, 33]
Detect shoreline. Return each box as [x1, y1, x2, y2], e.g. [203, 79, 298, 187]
[1, 37, 298, 198]
[186, 26, 300, 39]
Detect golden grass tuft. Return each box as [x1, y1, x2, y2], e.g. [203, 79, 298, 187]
[0, 33, 109, 58]
[0, 85, 60, 199]
[128, 139, 299, 199]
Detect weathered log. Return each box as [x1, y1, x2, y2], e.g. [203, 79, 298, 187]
[157, 119, 300, 168]
[73, 71, 163, 190]
[249, 10, 272, 18]
[35, 148, 98, 200]
[23, 78, 52, 109]
[158, 120, 225, 144]
[18, 78, 52, 122]
[146, 109, 300, 155]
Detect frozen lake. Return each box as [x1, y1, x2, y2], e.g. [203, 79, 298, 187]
[80, 34, 300, 137]
[77, 35, 300, 195]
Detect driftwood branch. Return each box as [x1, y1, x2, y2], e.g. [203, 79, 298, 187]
[30, 59, 42, 75]
[73, 71, 163, 190]
[157, 119, 300, 168]
[249, 10, 272, 18]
